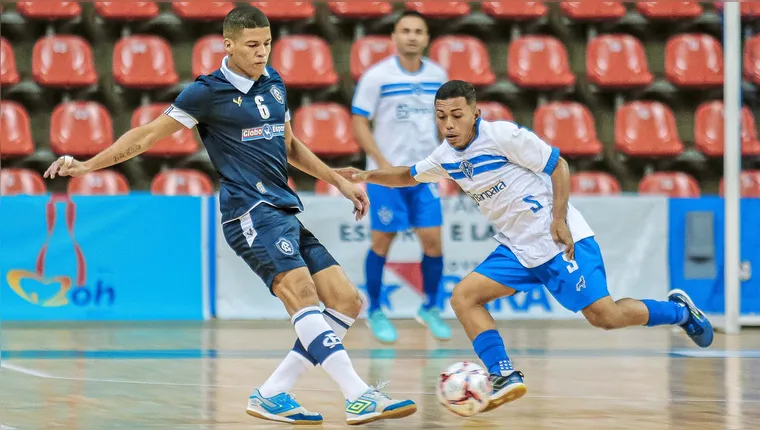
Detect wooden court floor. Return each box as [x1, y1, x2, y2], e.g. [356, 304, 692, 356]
[1, 320, 759, 429]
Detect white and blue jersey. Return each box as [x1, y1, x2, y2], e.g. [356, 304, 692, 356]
[411, 119, 607, 312]
[351, 56, 447, 232]
[166, 58, 337, 289]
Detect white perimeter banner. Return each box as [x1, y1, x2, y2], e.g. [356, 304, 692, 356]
[216, 195, 669, 320]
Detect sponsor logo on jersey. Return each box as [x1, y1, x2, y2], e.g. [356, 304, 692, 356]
[242, 123, 285, 141]
[396, 104, 434, 120]
[466, 181, 506, 205]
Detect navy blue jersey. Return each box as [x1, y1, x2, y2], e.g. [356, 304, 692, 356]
[166, 59, 302, 223]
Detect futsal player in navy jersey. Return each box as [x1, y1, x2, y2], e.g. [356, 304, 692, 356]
[44, 5, 416, 426]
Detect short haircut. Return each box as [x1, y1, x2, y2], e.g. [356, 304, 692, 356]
[435, 80, 477, 105]
[223, 5, 270, 39]
[394, 10, 428, 31]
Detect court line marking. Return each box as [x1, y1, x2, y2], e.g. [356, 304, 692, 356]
[3, 361, 759, 404]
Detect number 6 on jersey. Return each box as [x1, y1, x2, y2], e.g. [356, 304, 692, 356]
[254, 95, 270, 119]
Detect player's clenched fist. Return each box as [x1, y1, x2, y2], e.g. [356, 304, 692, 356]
[43, 156, 90, 179]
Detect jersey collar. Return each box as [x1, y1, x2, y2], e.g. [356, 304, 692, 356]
[221, 56, 269, 94]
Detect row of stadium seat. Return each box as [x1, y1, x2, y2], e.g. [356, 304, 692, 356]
[3, 167, 759, 198]
[11, 2, 760, 22]
[3, 98, 758, 159]
[3, 32, 758, 89]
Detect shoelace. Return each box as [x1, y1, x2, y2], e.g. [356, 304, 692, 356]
[367, 380, 391, 399]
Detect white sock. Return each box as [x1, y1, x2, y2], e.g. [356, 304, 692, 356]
[291, 306, 369, 402]
[258, 308, 355, 397]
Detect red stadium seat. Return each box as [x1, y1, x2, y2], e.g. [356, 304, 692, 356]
[272, 36, 338, 88]
[720, 171, 760, 198]
[0, 168, 46, 196]
[315, 179, 366, 196]
[636, 2, 702, 19]
[94, 2, 159, 20]
[570, 172, 621, 195]
[429, 36, 495, 86]
[665, 34, 724, 87]
[534, 102, 603, 156]
[476, 102, 514, 122]
[132, 104, 198, 156]
[113, 36, 178, 89]
[1, 38, 19, 86]
[0, 102, 34, 157]
[638, 172, 700, 197]
[250, 2, 315, 20]
[172, 2, 235, 20]
[406, 2, 470, 18]
[744, 35, 760, 86]
[508, 36, 575, 89]
[694, 101, 760, 157]
[192, 35, 226, 78]
[615, 101, 684, 157]
[587, 34, 653, 88]
[68, 170, 129, 196]
[32, 35, 98, 88]
[560, 2, 626, 20]
[293, 103, 358, 157]
[350, 36, 395, 81]
[328, 2, 393, 18]
[481, 2, 548, 20]
[151, 169, 214, 196]
[17, 2, 81, 19]
[438, 179, 460, 197]
[50, 102, 113, 157]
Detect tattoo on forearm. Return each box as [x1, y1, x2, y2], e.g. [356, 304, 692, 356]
[113, 144, 142, 163]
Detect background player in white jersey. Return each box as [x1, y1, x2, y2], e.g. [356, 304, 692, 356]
[351, 11, 451, 343]
[338, 80, 714, 412]
[44, 6, 416, 426]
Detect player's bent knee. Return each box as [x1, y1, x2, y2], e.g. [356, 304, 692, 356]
[335, 287, 363, 319]
[272, 269, 320, 315]
[585, 312, 622, 331]
[450, 288, 475, 317]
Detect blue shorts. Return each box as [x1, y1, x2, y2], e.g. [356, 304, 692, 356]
[222, 204, 338, 292]
[367, 183, 443, 233]
[474, 237, 610, 312]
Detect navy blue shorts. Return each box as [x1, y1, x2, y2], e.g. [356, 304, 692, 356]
[367, 182, 443, 233]
[222, 204, 338, 292]
[474, 237, 610, 312]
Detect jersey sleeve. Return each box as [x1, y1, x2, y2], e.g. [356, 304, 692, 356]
[410, 151, 448, 183]
[166, 80, 212, 128]
[351, 69, 381, 120]
[491, 122, 561, 175]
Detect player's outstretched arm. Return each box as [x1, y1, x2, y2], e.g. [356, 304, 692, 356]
[44, 114, 185, 179]
[549, 156, 574, 259]
[284, 123, 369, 220]
[335, 166, 417, 188]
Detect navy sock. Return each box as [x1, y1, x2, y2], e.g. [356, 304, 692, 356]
[642, 299, 688, 326]
[365, 249, 386, 313]
[421, 254, 443, 310]
[472, 329, 513, 376]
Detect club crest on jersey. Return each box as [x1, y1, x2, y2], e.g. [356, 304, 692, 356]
[242, 123, 285, 141]
[270, 86, 285, 104]
[459, 160, 474, 180]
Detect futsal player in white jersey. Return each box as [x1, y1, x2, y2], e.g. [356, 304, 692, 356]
[339, 80, 714, 412]
[351, 11, 451, 343]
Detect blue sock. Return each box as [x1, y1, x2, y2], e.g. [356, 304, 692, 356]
[365, 249, 386, 313]
[421, 254, 443, 310]
[642, 299, 688, 326]
[472, 329, 513, 376]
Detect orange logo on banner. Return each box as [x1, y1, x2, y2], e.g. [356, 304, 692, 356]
[6, 194, 87, 307]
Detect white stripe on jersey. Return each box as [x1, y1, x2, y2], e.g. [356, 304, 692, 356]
[412, 119, 595, 268]
[351, 56, 448, 170]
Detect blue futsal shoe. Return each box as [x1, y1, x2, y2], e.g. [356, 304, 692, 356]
[367, 310, 398, 344]
[668, 289, 714, 348]
[416, 307, 452, 341]
[345, 383, 417, 425]
[246, 389, 323, 425]
[481, 370, 527, 413]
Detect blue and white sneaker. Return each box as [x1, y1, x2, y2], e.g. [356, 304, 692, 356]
[246, 389, 323, 425]
[668, 289, 714, 348]
[345, 383, 417, 425]
[481, 370, 527, 413]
